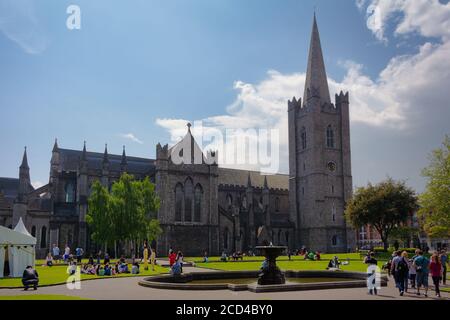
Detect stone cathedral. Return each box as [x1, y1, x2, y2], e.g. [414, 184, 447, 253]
[0, 16, 355, 258]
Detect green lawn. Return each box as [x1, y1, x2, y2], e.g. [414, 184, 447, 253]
[186, 253, 364, 263]
[0, 264, 169, 288]
[195, 258, 388, 273]
[0, 295, 90, 300]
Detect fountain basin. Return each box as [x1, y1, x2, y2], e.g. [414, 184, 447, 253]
[138, 270, 388, 293]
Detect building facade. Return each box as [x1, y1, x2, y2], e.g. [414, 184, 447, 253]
[0, 15, 355, 257]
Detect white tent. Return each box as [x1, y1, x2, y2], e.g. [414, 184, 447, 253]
[0, 218, 36, 278]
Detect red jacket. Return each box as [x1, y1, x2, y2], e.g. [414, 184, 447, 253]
[169, 253, 177, 266]
[430, 261, 442, 277]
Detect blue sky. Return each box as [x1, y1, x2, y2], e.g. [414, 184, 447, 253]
[1, 0, 449, 192]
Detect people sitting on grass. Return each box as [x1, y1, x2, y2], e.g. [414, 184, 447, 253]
[315, 251, 321, 261]
[88, 255, 95, 266]
[176, 251, 184, 274]
[45, 253, 54, 267]
[104, 252, 111, 265]
[203, 251, 209, 263]
[230, 252, 244, 261]
[171, 261, 182, 276]
[132, 262, 140, 274]
[220, 252, 228, 262]
[304, 251, 315, 261]
[22, 266, 39, 291]
[327, 256, 341, 270]
[67, 261, 77, 276]
[104, 263, 112, 276]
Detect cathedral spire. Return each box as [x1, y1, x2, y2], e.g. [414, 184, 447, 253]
[303, 13, 331, 105]
[52, 138, 59, 153]
[20, 147, 29, 169]
[103, 144, 109, 164]
[81, 141, 87, 161]
[121, 145, 128, 167]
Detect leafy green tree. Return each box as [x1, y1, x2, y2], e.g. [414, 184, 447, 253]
[345, 178, 418, 251]
[418, 135, 450, 238]
[86, 180, 112, 248]
[87, 174, 162, 256]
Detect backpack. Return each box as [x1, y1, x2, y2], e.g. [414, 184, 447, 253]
[397, 257, 408, 274]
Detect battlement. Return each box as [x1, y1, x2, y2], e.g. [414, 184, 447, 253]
[335, 91, 349, 104]
[156, 143, 169, 160]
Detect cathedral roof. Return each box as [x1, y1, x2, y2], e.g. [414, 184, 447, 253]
[0, 177, 19, 199]
[218, 168, 288, 190]
[303, 14, 331, 105]
[57, 148, 155, 175]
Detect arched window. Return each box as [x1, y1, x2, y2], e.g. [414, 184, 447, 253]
[65, 182, 75, 203]
[40, 226, 47, 249]
[223, 228, 229, 250]
[285, 231, 289, 245]
[332, 235, 338, 246]
[326, 125, 335, 148]
[278, 230, 282, 245]
[301, 127, 307, 150]
[242, 195, 247, 209]
[175, 183, 183, 222]
[31, 226, 36, 237]
[194, 184, 203, 222]
[226, 194, 232, 209]
[275, 197, 280, 212]
[184, 178, 193, 222]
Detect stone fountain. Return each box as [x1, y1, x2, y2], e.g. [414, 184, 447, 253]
[255, 245, 287, 285]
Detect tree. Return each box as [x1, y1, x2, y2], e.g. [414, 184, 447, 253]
[418, 135, 450, 238]
[87, 174, 162, 257]
[345, 178, 418, 251]
[86, 181, 112, 249]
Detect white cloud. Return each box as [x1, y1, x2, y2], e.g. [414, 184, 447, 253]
[359, 0, 450, 43]
[0, 0, 48, 54]
[156, 2, 450, 190]
[32, 181, 44, 189]
[120, 133, 144, 144]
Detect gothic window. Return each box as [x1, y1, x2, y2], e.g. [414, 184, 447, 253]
[40, 226, 47, 249]
[331, 185, 335, 194]
[332, 235, 338, 246]
[326, 125, 335, 148]
[278, 230, 282, 245]
[242, 195, 247, 209]
[65, 182, 75, 203]
[285, 231, 289, 245]
[226, 194, 232, 209]
[184, 178, 193, 222]
[194, 184, 203, 222]
[175, 183, 183, 222]
[301, 127, 307, 150]
[275, 197, 280, 212]
[31, 226, 36, 237]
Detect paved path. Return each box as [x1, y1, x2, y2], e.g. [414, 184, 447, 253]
[0, 267, 448, 300]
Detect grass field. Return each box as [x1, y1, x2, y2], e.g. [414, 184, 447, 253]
[0, 264, 169, 288]
[194, 259, 388, 273]
[0, 295, 90, 300]
[186, 253, 364, 263]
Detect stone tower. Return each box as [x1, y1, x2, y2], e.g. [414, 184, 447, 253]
[288, 15, 355, 253]
[13, 147, 31, 226]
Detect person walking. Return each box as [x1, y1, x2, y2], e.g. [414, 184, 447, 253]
[430, 253, 443, 298]
[391, 251, 409, 296]
[413, 250, 430, 297]
[150, 247, 156, 271]
[439, 250, 448, 285]
[365, 252, 378, 295]
[401, 251, 410, 292]
[176, 251, 184, 274]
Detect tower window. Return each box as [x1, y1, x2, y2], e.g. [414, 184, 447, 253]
[175, 183, 183, 222]
[275, 197, 280, 212]
[194, 184, 203, 222]
[65, 182, 75, 203]
[301, 127, 307, 150]
[184, 178, 193, 222]
[332, 203, 336, 222]
[326, 125, 335, 148]
[226, 194, 233, 209]
[332, 235, 338, 246]
[31, 226, 36, 237]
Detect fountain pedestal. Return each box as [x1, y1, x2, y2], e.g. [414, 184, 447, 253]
[256, 246, 286, 285]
